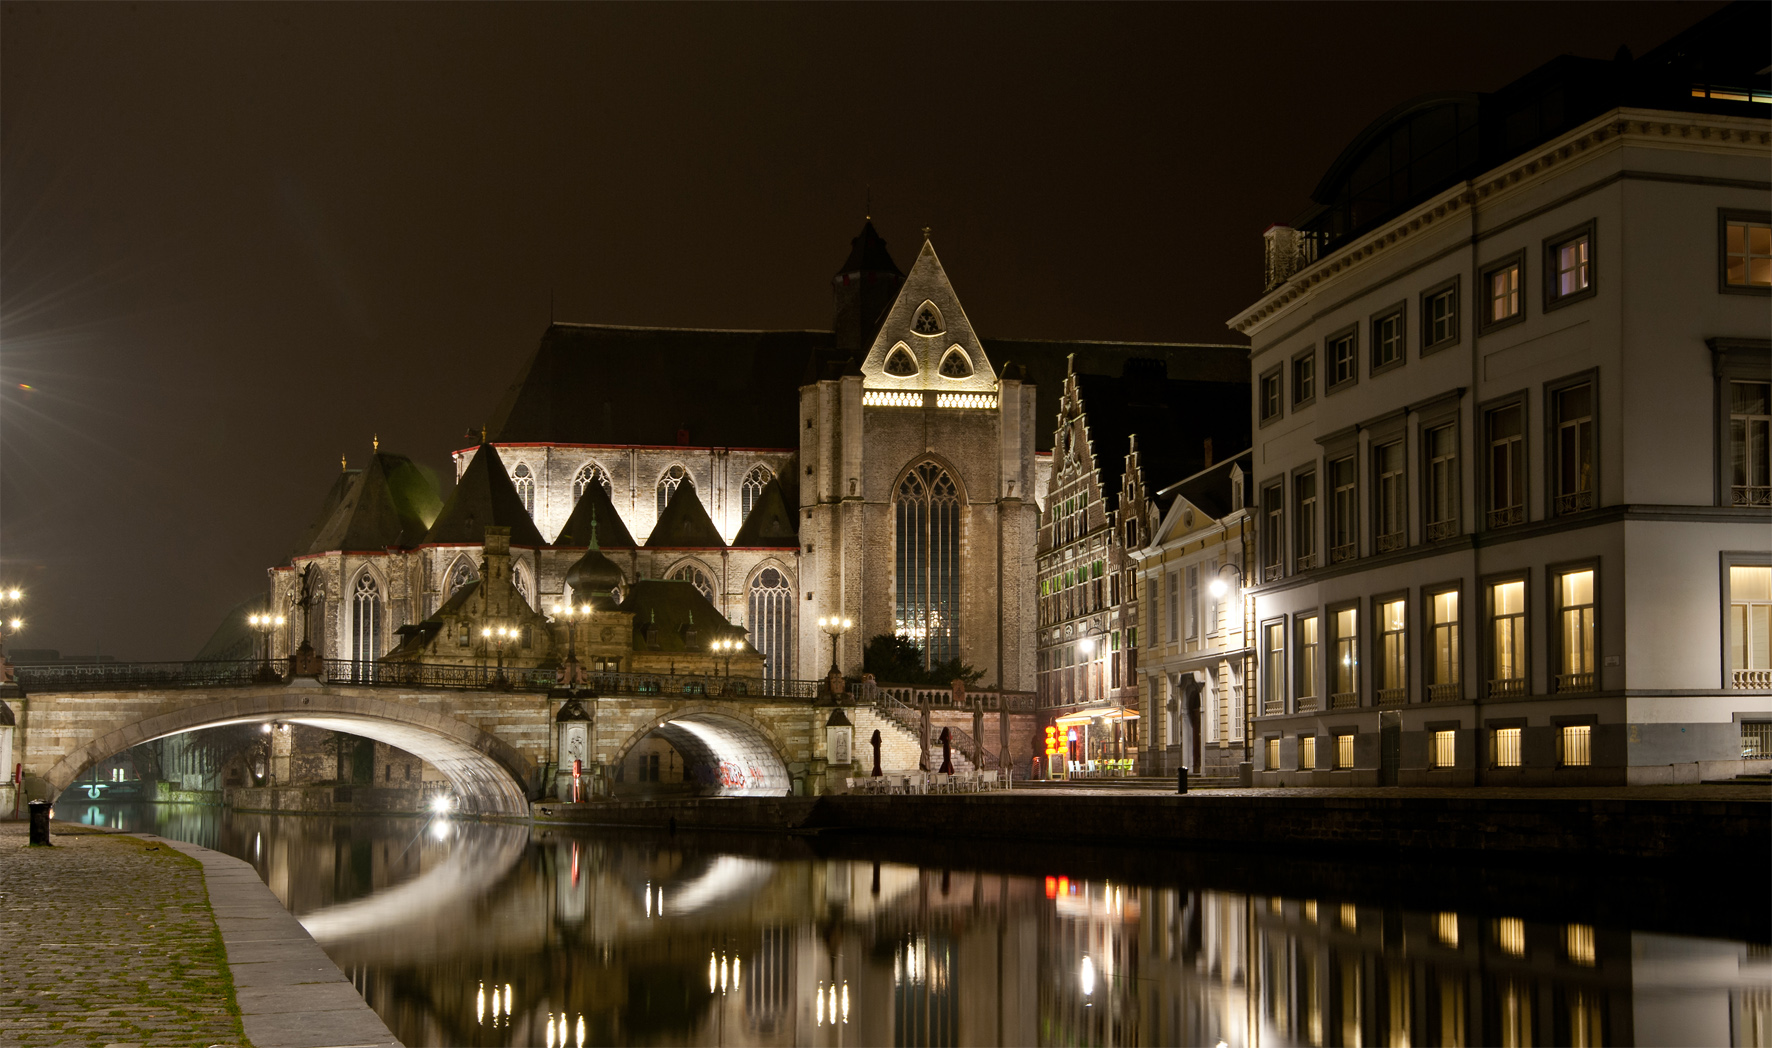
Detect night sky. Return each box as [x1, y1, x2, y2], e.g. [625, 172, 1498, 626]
[0, 2, 1724, 660]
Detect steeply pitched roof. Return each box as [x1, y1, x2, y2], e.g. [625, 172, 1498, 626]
[422, 444, 545, 547]
[1070, 359, 1252, 505]
[1161, 451, 1253, 523]
[619, 580, 741, 653]
[193, 594, 267, 661]
[485, 324, 829, 447]
[645, 483, 725, 549]
[553, 479, 637, 549]
[293, 453, 442, 557]
[835, 220, 902, 277]
[730, 477, 798, 548]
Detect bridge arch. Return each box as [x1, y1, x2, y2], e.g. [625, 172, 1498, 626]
[609, 703, 792, 797]
[41, 688, 535, 815]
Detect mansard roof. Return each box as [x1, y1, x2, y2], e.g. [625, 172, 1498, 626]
[730, 477, 798, 548]
[553, 478, 637, 549]
[289, 452, 443, 559]
[619, 579, 741, 653]
[486, 323, 827, 448]
[835, 220, 902, 277]
[645, 483, 725, 549]
[422, 444, 545, 547]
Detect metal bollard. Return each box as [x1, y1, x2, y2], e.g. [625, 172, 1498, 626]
[28, 799, 52, 846]
[1176, 766, 1189, 795]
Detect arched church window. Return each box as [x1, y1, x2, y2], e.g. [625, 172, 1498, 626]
[657, 465, 694, 517]
[894, 461, 961, 668]
[513, 560, 534, 609]
[447, 558, 477, 597]
[741, 465, 774, 521]
[938, 346, 973, 379]
[512, 463, 535, 515]
[351, 573, 382, 667]
[669, 563, 715, 602]
[884, 342, 918, 377]
[913, 301, 944, 335]
[748, 567, 793, 683]
[572, 462, 612, 505]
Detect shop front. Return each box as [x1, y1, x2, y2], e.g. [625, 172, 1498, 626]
[1042, 706, 1140, 778]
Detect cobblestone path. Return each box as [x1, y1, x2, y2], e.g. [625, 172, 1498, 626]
[0, 821, 246, 1048]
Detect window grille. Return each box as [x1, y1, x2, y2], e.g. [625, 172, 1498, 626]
[1558, 724, 1592, 767]
[657, 465, 693, 517]
[572, 463, 612, 505]
[894, 462, 961, 668]
[511, 463, 535, 515]
[741, 466, 774, 522]
[1298, 735, 1316, 771]
[1431, 730, 1457, 769]
[1336, 733, 1354, 770]
[1742, 721, 1772, 758]
[1492, 727, 1522, 767]
[747, 567, 793, 683]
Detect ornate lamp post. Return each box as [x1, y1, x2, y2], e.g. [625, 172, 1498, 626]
[1210, 563, 1254, 785]
[481, 623, 516, 687]
[552, 602, 591, 690]
[816, 616, 853, 677]
[710, 636, 743, 679]
[247, 610, 285, 683]
[0, 587, 22, 684]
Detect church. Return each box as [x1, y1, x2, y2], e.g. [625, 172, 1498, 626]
[266, 222, 1248, 697]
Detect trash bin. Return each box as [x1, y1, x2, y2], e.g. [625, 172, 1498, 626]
[28, 799, 51, 846]
[1177, 767, 1189, 795]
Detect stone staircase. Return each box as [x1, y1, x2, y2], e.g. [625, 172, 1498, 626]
[868, 695, 986, 775]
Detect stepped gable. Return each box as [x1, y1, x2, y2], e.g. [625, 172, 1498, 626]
[422, 444, 545, 547]
[730, 477, 798, 548]
[554, 479, 637, 549]
[645, 483, 725, 549]
[619, 579, 740, 653]
[485, 324, 825, 448]
[1071, 358, 1251, 498]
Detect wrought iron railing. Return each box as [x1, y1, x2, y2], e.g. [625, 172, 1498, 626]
[1329, 543, 1357, 565]
[1733, 485, 1771, 507]
[1486, 505, 1525, 530]
[1375, 532, 1406, 553]
[14, 659, 265, 691]
[1426, 520, 1460, 542]
[1295, 552, 1317, 571]
[1554, 490, 1594, 515]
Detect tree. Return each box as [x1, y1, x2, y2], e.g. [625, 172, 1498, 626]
[862, 633, 984, 687]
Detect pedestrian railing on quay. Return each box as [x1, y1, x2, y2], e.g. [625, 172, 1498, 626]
[13, 659, 265, 691]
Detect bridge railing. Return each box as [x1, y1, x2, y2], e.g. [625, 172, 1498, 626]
[868, 682, 1038, 713]
[14, 660, 264, 691]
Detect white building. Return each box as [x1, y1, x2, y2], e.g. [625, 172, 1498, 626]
[1229, 9, 1772, 785]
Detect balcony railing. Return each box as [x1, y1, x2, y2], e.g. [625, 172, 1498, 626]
[1555, 671, 1596, 694]
[1330, 543, 1357, 565]
[1733, 667, 1772, 689]
[1554, 490, 1594, 515]
[867, 681, 1037, 713]
[1262, 562, 1284, 583]
[1295, 552, 1317, 571]
[1295, 695, 1319, 713]
[1263, 697, 1285, 715]
[1732, 485, 1771, 507]
[1375, 687, 1407, 707]
[1487, 677, 1526, 699]
[1427, 681, 1462, 703]
[1374, 532, 1406, 554]
[1426, 519, 1460, 542]
[1329, 690, 1359, 710]
[1486, 505, 1524, 530]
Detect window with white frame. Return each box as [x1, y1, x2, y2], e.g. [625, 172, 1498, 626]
[1265, 737, 1280, 770]
[1330, 457, 1357, 563]
[1298, 734, 1316, 771]
[1485, 403, 1526, 529]
[1296, 613, 1320, 713]
[1327, 330, 1357, 390]
[1422, 277, 1459, 350]
[1555, 567, 1597, 693]
[1729, 564, 1772, 689]
[1427, 587, 1461, 702]
[1559, 724, 1592, 767]
[1330, 605, 1358, 709]
[1263, 620, 1286, 715]
[1294, 470, 1318, 570]
[512, 462, 535, 515]
[572, 462, 612, 505]
[657, 465, 693, 517]
[1374, 441, 1405, 552]
[1552, 382, 1595, 515]
[1185, 565, 1200, 641]
[1731, 380, 1770, 507]
[1487, 578, 1527, 698]
[1425, 423, 1459, 540]
[1166, 570, 1180, 644]
[1261, 482, 1284, 581]
[1259, 368, 1283, 424]
[1372, 307, 1404, 371]
[1722, 212, 1771, 290]
[1545, 225, 1594, 307]
[1482, 255, 1523, 328]
[1376, 596, 1406, 705]
[741, 465, 774, 521]
[1292, 350, 1315, 407]
[669, 563, 715, 602]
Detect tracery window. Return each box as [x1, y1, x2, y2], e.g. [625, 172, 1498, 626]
[572, 462, 612, 505]
[895, 461, 961, 668]
[938, 347, 973, 378]
[884, 343, 918, 377]
[351, 573, 382, 671]
[656, 465, 694, 517]
[742, 466, 774, 521]
[513, 561, 534, 610]
[447, 558, 477, 597]
[669, 563, 715, 602]
[512, 463, 535, 515]
[913, 302, 944, 335]
[748, 567, 794, 683]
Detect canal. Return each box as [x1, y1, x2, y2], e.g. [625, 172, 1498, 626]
[75, 802, 1769, 1047]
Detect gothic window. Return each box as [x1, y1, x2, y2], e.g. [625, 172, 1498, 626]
[572, 462, 612, 505]
[657, 465, 694, 517]
[748, 567, 794, 683]
[938, 346, 973, 379]
[913, 302, 944, 335]
[513, 561, 534, 609]
[742, 465, 774, 521]
[895, 461, 961, 668]
[884, 343, 919, 377]
[351, 573, 382, 666]
[669, 563, 715, 602]
[447, 558, 477, 597]
[512, 463, 535, 516]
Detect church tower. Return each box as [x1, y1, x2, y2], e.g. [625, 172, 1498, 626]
[801, 235, 1038, 690]
[830, 220, 904, 352]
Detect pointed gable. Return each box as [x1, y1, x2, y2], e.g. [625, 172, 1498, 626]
[292, 453, 442, 557]
[645, 483, 725, 549]
[554, 479, 637, 549]
[730, 478, 798, 548]
[422, 444, 545, 547]
[859, 238, 998, 396]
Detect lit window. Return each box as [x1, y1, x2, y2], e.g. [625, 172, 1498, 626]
[1428, 588, 1461, 701]
[1298, 734, 1316, 771]
[1742, 721, 1772, 757]
[1372, 308, 1404, 370]
[894, 462, 961, 668]
[1495, 917, 1525, 956]
[1565, 923, 1596, 966]
[1485, 404, 1526, 529]
[1374, 441, 1405, 552]
[1556, 569, 1596, 693]
[572, 462, 612, 505]
[1730, 565, 1772, 689]
[1548, 230, 1592, 302]
[1493, 726, 1522, 767]
[1425, 423, 1459, 540]
[1294, 470, 1318, 570]
[748, 567, 793, 683]
[1265, 737, 1280, 769]
[512, 462, 535, 515]
[1559, 724, 1592, 767]
[1724, 215, 1772, 288]
[1423, 279, 1459, 349]
[1731, 381, 1771, 507]
[1263, 621, 1286, 715]
[1553, 383, 1595, 515]
[741, 465, 774, 522]
[1330, 605, 1358, 709]
[1485, 259, 1522, 324]
[1436, 912, 1459, 947]
[1328, 330, 1357, 389]
[1259, 369, 1283, 423]
[1376, 597, 1406, 705]
[1296, 614, 1320, 713]
[657, 465, 694, 517]
[1336, 733, 1354, 769]
[1330, 457, 1357, 563]
[1431, 729, 1457, 769]
[1340, 904, 1358, 931]
[1487, 579, 1526, 699]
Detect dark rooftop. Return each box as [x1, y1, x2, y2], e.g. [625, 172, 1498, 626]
[422, 444, 545, 547]
[645, 483, 726, 549]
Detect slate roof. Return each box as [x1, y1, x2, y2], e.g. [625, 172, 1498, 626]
[1071, 359, 1252, 506]
[291, 453, 443, 558]
[730, 477, 798, 548]
[553, 479, 637, 549]
[645, 484, 726, 549]
[1161, 451, 1253, 522]
[486, 324, 830, 448]
[619, 580, 741, 653]
[422, 444, 545, 547]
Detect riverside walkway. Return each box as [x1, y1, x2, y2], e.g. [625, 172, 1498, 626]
[0, 821, 398, 1048]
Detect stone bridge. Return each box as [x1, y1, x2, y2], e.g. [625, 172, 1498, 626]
[0, 661, 1035, 816]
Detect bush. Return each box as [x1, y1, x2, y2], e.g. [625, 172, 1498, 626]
[861, 633, 985, 687]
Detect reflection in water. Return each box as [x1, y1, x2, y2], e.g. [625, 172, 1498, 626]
[80, 803, 1772, 1047]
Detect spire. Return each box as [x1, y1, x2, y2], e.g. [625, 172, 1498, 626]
[372, 433, 379, 452]
[831, 219, 905, 352]
[340, 454, 347, 472]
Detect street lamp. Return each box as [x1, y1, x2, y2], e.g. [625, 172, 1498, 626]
[551, 602, 592, 662]
[0, 587, 22, 684]
[481, 623, 517, 687]
[816, 616, 853, 678]
[1210, 563, 1254, 784]
[247, 610, 286, 682]
[710, 636, 743, 679]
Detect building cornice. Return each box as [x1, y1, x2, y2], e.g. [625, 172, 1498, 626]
[1227, 108, 1772, 337]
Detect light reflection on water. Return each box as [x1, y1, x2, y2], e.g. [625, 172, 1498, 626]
[81, 803, 1771, 1047]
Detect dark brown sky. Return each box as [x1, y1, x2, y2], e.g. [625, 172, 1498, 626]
[0, 1, 1724, 659]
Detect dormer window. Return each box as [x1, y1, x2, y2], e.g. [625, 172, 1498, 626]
[938, 346, 973, 379]
[885, 343, 919, 377]
[913, 301, 944, 335]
